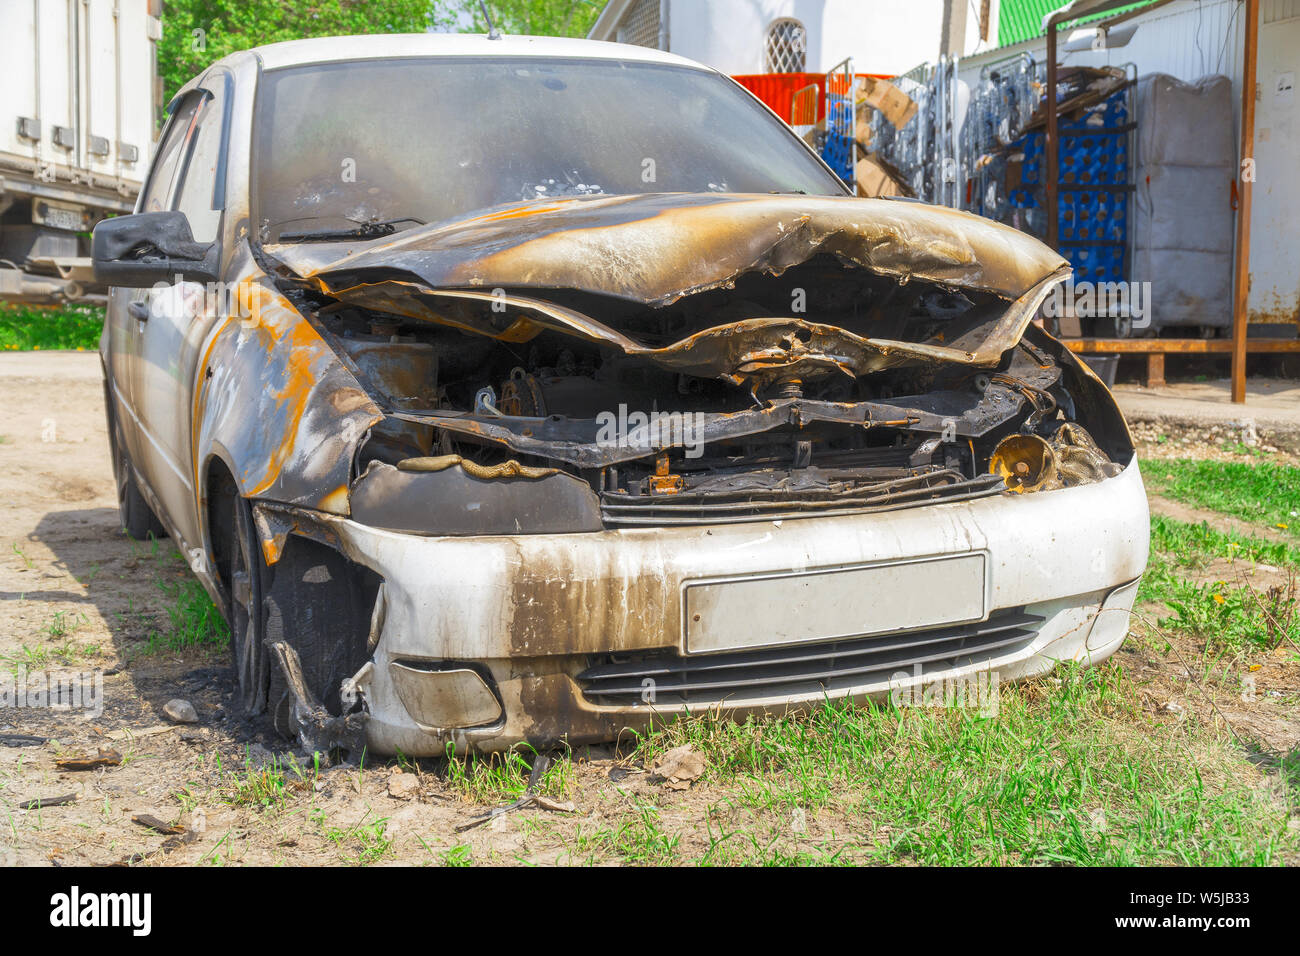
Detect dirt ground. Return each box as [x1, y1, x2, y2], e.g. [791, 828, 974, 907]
[0, 351, 1296, 866]
[1114, 378, 1300, 431]
[0, 353, 773, 865]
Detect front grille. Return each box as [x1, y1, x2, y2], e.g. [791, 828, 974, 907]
[600, 473, 1005, 527]
[577, 607, 1043, 707]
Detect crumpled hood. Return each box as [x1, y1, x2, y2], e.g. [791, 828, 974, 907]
[265, 192, 1068, 304]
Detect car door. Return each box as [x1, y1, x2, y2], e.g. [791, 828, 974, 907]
[106, 92, 202, 487]
[129, 75, 231, 554]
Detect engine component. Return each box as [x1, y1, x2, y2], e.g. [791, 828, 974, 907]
[990, 422, 1120, 493]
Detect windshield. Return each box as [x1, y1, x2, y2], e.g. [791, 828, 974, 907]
[252, 56, 846, 241]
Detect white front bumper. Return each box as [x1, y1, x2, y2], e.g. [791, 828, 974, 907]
[330, 458, 1150, 754]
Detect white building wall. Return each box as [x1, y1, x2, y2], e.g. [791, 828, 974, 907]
[599, 0, 967, 76]
[1252, 8, 1300, 323]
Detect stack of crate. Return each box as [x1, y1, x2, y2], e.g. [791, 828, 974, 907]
[1008, 88, 1131, 285]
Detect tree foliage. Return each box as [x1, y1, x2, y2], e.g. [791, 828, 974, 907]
[158, 0, 605, 102]
[457, 0, 602, 38]
[157, 0, 448, 101]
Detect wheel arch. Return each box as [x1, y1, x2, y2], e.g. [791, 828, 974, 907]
[200, 445, 242, 613]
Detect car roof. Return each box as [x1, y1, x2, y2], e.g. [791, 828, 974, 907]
[245, 32, 709, 72]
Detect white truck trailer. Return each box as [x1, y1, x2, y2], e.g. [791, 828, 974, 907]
[1, 0, 161, 305]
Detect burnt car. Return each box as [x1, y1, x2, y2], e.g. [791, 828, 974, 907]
[94, 34, 1148, 757]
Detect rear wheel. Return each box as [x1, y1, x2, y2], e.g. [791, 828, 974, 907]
[106, 392, 167, 541]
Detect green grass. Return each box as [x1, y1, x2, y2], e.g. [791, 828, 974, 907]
[444, 744, 573, 803]
[127, 541, 229, 654]
[147, 574, 229, 653]
[593, 667, 1294, 866]
[575, 800, 683, 865]
[1146, 514, 1300, 570]
[438, 843, 474, 866]
[219, 751, 317, 810]
[0, 641, 100, 675]
[1143, 459, 1300, 537]
[1138, 516, 1299, 654]
[0, 304, 104, 351]
[43, 610, 88, 640]
[322, 810, 394, 865]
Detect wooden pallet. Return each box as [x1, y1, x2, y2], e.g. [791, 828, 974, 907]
[1063, 338, 1300, 388]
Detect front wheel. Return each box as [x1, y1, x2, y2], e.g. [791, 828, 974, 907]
[228, 495, 270, 716]
[225, 494, 377, 750]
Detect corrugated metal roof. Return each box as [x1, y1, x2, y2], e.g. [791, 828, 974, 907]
[997, 0, 1065, 46]
[996, 0, 1160, 48]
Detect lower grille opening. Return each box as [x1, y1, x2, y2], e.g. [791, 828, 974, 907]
[577, 607, 1043, 707]
[600, 472, 1005, 527]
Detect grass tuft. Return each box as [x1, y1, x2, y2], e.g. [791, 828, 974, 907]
[444, 744, 573, 803]
[1140, 516, 1300, 654]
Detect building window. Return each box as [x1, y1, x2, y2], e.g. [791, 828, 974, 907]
[616, 0, 662, 49]
[765, 18, 807, 73]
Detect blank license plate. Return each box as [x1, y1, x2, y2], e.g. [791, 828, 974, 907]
[684, 553, 987, 654]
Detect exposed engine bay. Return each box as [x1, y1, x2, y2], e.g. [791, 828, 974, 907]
[261, 193, 1132, 534]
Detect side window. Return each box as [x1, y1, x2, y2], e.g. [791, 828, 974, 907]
[139, 95, 202, 214]
[172, 79, 228, 244]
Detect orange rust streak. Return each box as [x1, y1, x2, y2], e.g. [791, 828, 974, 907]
[465, 200, 582, 223]
[317, 484, 350, 515]
[246, 318, 326, 497]
[260, 535, 285, 566]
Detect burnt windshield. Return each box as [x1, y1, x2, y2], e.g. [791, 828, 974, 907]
[252, 56, 846, 241]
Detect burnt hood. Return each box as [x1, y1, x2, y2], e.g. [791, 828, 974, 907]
[266, 193, 1072, 390]
[265, 192, 1068, 305]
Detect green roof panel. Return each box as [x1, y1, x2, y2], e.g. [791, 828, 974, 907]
[997, 0, 1063, 47]
[996, 0, 1158, 49]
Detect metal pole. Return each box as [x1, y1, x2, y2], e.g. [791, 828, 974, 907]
[1045, 21, 1059, 251]
[1231, 0, 1259, 404]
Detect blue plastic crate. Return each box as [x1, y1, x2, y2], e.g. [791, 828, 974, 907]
[999, 88, 1129, 281]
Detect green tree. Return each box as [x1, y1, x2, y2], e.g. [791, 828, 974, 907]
[158, 0, 448, 100]
[457, 0, 602, 38]
[158, 1, 607, 103]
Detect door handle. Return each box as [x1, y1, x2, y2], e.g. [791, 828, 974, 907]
[128, 301, 150, 322]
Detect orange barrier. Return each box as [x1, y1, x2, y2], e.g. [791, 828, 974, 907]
[732, 72, 892, 125]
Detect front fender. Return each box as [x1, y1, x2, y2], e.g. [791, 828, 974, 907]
[192, 249, 383, 517]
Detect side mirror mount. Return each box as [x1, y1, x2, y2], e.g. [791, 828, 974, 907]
[92, 211, 219, 287]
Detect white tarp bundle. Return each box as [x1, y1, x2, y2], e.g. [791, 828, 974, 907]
[1133, 73, 1235, 330]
